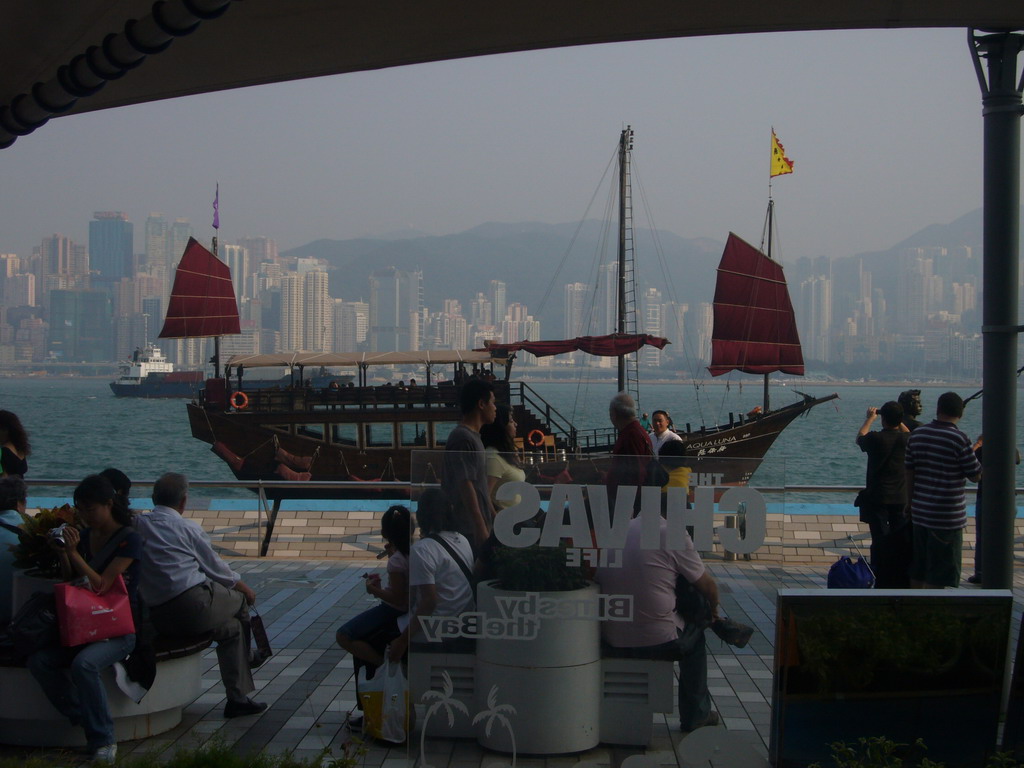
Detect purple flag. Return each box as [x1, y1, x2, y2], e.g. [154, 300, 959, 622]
[212, 183, 220, 230]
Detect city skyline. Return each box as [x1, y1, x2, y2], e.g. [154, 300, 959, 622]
[0, 204, 985, 380]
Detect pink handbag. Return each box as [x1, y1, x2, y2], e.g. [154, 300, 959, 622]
[54, 575, 135, 646]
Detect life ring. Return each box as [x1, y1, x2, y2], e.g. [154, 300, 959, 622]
[230, 391, 249, 410]
[527, 429, 545, 447]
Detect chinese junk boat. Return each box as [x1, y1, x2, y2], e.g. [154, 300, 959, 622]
[185, 128, 835, 503]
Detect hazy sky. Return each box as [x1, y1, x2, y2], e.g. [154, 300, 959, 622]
[0, 27, 1010, 263]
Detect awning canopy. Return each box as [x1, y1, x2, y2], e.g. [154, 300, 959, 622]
[226, 350, 499, 370]
[3, 2, 1024, 149]
[480, 334, 669, 358]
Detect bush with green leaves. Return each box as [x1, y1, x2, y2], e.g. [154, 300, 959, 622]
[808, 737, 1020, 768]
[0, 738, 366, 768]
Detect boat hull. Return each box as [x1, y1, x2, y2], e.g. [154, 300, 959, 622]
[187, 387, 838, 499]
[110, 371, 204, 398]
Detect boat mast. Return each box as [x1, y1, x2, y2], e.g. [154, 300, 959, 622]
[617, 126, 637, 396]
[762, 197, 774, 413]
[211, 184, 221, 380]
[211, 233, 222, 379]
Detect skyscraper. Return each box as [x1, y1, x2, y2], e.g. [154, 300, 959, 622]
[641, 288, 663, 367]
[144, 213, 168, 270]
[221, 244, 249, 303]
[564, 282, 590, 337]
[303, 270, 332, 353]
[237, 236, 279, 266]
[165, 219, 193, 271]
[369, 267, 422, 352]
[89, 212, 133, 286]
[489, 280, 507, 327]
[280, 273, 304, 351]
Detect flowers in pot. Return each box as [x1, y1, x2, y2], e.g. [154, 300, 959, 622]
[9, 504, 76, 578]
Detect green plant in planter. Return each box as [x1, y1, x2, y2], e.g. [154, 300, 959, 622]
[807, 736, 1020, 768]
[491, 543, 587, 591]
[10, 504, 77, 578]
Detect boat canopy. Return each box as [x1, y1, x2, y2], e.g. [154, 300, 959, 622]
[479, 333, 669, 358]
[225, 349, 499, 370]
[708, 232, 805, 377]
[159, 237, 241, 339]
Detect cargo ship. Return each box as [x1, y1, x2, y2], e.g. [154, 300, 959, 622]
[109, 345, 203, 398]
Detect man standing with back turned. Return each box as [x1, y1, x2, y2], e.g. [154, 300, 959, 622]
[135, 472, 267, 717]
[441, 378, 497, 553]
[905, 392, 981, 589]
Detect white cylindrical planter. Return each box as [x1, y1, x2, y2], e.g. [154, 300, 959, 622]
[474, 580, 601, 754]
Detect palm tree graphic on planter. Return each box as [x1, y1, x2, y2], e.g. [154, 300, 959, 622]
[419, 670, 469, 767]
[472, 685, 518, 768]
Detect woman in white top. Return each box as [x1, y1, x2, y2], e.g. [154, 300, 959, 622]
[480, 404, 527, 511]
[649, 409, 684, 456]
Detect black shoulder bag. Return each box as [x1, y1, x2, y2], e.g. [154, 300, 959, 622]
[427, 533, 476, 593]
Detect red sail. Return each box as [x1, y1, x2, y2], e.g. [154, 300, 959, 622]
[708, 232, 804, 376]
[481, 334, 669, 358]
[158, 237, 241, 338]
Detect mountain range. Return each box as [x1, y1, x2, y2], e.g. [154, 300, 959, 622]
[282, 207, 999, 334]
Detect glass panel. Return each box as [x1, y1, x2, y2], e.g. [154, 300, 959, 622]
[296, 423, 323, 440]
[408, 449, 780, 762]
[330, 423, 357, 447]
[363, 423, 394, 448]
[399, 422, 429, 447]
[433, 421, 457, 447]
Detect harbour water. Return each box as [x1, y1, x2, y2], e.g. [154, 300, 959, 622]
[0, 375, 1014, 493]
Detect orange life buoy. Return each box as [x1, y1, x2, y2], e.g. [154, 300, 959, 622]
[230, 391, 249, 410]
[527, 429, 545, 447]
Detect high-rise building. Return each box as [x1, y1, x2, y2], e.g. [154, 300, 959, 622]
[564, 282, 590, 337]
[237, 236, 279, 266]
[334, 300, 369, 353]
[89, 212, 133, 286]
[489, 280, 507, 328]
[144, 213, 168, 270]
[470, 293, 492, 328]
[598, 262, 618, 333]
[641, 288, 663, 367]
[280, 273, 304, 351]
[165, 219, 193, 271]
[38, 234, 88, 298]
[369, 267, 422, 352]
[303, 270, 332, 352]
[695, 302, 714, 363]
[797, 275, 833, 362]
[221, 244, 249, 303]
[47, 289, 113, 361]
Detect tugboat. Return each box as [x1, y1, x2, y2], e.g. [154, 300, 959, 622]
[109, 345, 203, 398]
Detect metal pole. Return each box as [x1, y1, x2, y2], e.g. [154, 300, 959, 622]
[969, 30, 1024, 590]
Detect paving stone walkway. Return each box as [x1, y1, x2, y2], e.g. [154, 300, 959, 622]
[3, 557, 1020, 767]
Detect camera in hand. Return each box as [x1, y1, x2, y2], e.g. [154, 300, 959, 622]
[48, 523, 69, 545]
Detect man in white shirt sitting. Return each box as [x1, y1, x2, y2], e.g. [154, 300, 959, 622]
[135, 472, 266, 718]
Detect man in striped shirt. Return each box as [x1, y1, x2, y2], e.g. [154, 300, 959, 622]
[905, 392, 981, 588]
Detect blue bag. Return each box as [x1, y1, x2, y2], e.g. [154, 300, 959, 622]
[827, 556, 875, 589]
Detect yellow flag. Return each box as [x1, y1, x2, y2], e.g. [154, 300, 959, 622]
[770, 129, 794, 177]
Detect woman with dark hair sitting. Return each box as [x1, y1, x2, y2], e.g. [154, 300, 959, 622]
[336, 504, 411, 667]
[388, 489, 475, 661]
[480, 403, 526, 512]
[0, 410, 30, 478]
[27, 474, 140, 764]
